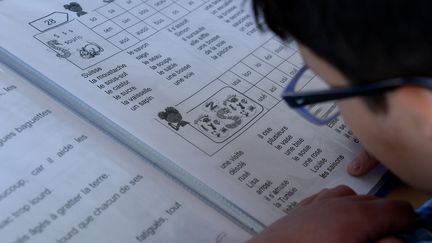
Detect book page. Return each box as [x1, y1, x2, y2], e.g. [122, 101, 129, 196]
[0, 63, 250, 242]
[0, 0, 385, 225]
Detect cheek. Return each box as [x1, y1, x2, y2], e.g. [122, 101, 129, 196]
[338, 100, 384, 148]
[338, 100, 396, 165]
[339, 100, 432, 193]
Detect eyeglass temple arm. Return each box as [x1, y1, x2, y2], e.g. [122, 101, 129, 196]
[283, 78, 432, 108]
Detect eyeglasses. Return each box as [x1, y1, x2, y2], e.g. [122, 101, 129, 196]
[282, 65, 432, 125]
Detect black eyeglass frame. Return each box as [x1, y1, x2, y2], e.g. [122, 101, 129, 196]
[282, 65, 432, 125]
[283, 66, 432, 108]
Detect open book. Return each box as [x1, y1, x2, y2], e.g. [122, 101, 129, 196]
[0, 0, 386, 242]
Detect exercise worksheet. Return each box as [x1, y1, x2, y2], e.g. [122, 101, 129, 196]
[0, 0, 385, 225]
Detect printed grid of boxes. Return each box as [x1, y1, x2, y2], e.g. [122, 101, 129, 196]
[218, 37, 304, 110]
[78, 0, 209, 50]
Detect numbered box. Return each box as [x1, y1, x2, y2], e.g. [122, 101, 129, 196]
[127, 22, 156, 40]
[230, 62, 263, 85]
[144, 12, 173, 30]
[79, 12, 108, 28]
[93, 20, 123, 39]
[146, 0, 173, 10]
[129, 3, 157, 20]
[112, 12, 140, 28]
[161, 3, 189, 20]
[97, 3, 126, 18]
[29, 12, 69, 32]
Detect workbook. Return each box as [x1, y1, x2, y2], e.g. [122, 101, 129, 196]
[0, 0, 386, 242]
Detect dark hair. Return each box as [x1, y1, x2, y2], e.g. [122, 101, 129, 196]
[252, 0, 432, 111]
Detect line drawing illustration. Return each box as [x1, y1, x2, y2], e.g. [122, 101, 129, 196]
[79, 42, 104, 59]
[64, 2, 87, 17]
[46, 39, 72, 58]
[158, 107, 190, 131]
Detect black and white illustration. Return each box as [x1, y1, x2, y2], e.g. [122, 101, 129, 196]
[158, 107, 189, 131]
[46, 39, 72, 58]
[64, 2, 87, 17]
[79, 42, 104, 59]
[35, 20, 119, 69]
[188, 87, 263, 143]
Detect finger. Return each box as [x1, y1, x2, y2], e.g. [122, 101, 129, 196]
[348, 151, 380, 177]
[298, 189, 328, 206]
[376, 236, 404, 243]
[315, 185, 356, 201]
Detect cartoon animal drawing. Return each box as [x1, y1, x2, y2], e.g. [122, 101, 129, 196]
[64, 2, 87, 17]
[46, 40, 72, 58]
[158, 107, 189, 131]
[79, 42, 104, 59]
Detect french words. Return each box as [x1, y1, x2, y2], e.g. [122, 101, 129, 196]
[0, 110, 52, 148]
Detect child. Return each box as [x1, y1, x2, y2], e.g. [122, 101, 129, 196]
[249, 0, 432, 242]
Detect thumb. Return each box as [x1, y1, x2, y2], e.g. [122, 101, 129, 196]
[348, 151, 379, 176]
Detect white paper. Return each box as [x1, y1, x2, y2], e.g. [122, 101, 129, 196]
[0, 63, 250, 242]
[0, 0, 385, 225]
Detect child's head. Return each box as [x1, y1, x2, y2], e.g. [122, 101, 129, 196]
[253, 0, 432, 193]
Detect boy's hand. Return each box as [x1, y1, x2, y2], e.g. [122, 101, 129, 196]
[348, 151, 380, 176]
[248, 185, 415, 243]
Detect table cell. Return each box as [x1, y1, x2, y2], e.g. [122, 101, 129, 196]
[79, 12, 107, 28]
[263, 38, 296, 59]
[115, 0, 143, 10]
[230, 62, 263, 85]
[219, 71, 253, 93]
[255, 78, 284, 99]
[242, 55, 274, 76]
[175, 0, 203, 11]
[287, 52, 305, 68]
[93, 20, 123, 39]
[35, 20, 120, 70]
[108, 30, 140, 49]
[144, 12, 173, 30]
[127, 22, 156, 40]
[245, 87, 279, 110]
[129, 3, 157, 20]
[97, 3, 126, 18]
[113, 12, 141, 28]
[146, 0, 173, 10]
[161, 3, 189, 20]
[253, 47, 284, 67]
[267, 69, 291, 87]
[278, 61, 300, 78]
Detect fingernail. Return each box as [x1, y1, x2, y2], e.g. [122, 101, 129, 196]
[348, 160, 362, 174]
